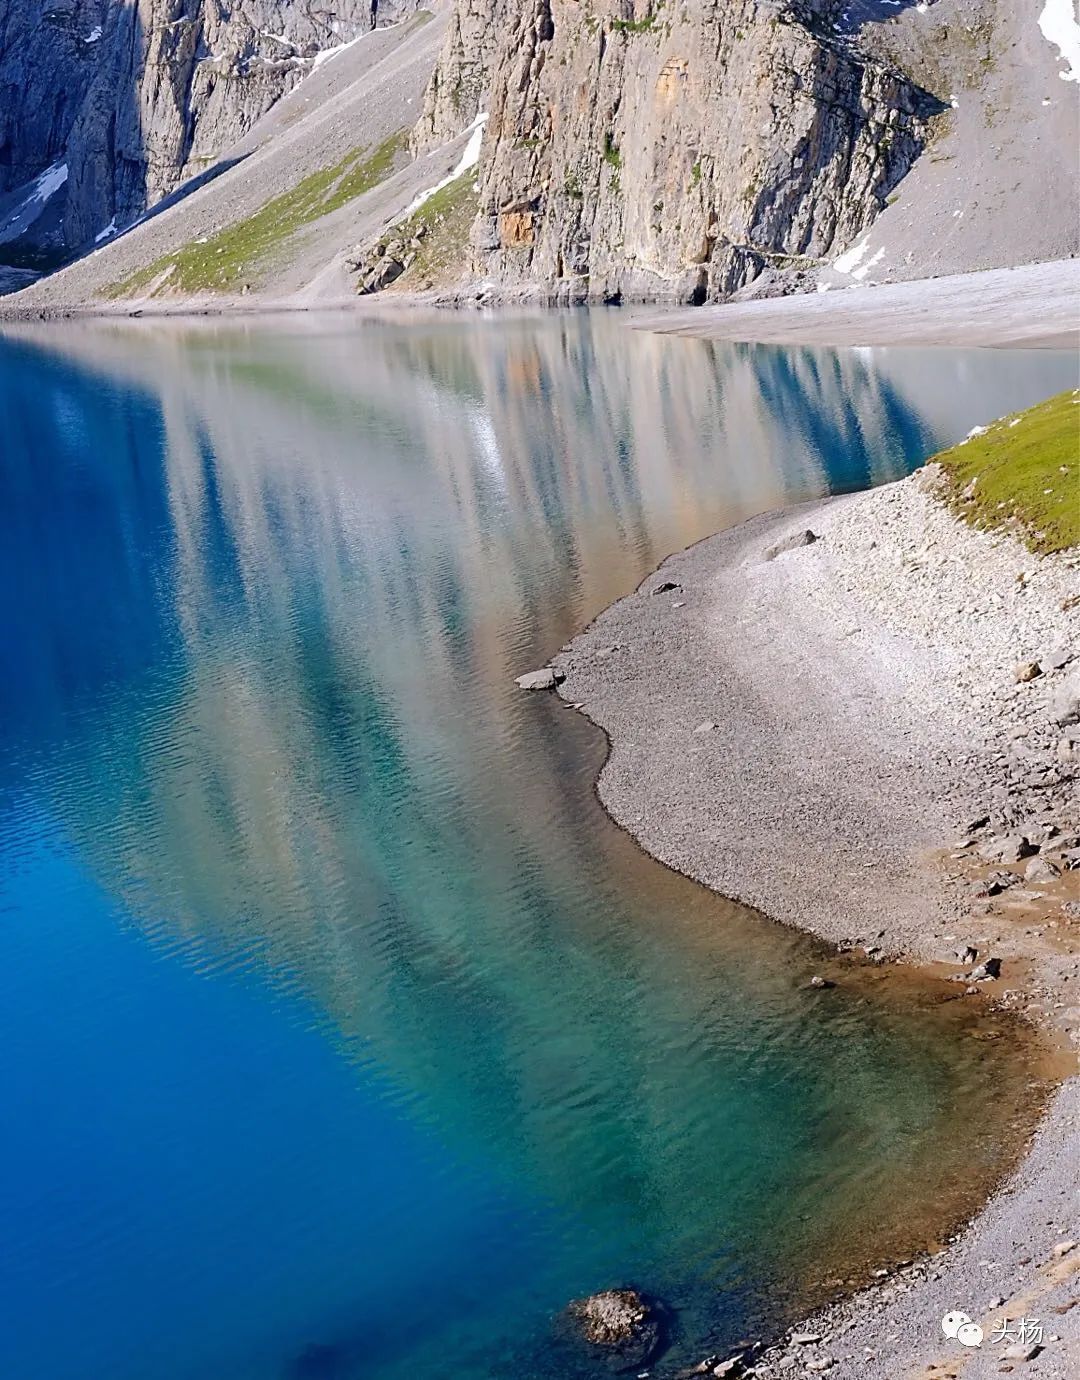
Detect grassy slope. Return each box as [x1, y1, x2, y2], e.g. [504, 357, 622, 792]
[106, 130, 407, 299]
[934, 390, 1080, 554]
[374, 170, 478, 292]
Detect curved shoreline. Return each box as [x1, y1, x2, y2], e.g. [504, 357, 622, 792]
[553, 468, 1079, 1378]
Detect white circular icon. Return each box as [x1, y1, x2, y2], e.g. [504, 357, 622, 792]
[941, 1311, 971, 1339]
[957, 1322, 984, 1348]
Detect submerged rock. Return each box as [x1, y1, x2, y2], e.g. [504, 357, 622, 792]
[564, 1287, 664, 1369]
[514, 666, 565, 691]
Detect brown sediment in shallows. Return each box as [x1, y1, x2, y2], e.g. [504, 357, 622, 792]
[550, 468, 1080, 1376]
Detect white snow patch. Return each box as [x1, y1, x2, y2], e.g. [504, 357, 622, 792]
[32, 162, 68, 203]
[312, 33, 365, 68]
[311, 22, 401, 70]
[402, 113, 488, 219]
[833, 235, 871, 275]
[84, 25, 102, 41]
[816, 283, 831, 294]
[94, 217, 116, 243]
[1038, 0, 1080, 82]
[852, 246, 885, 281]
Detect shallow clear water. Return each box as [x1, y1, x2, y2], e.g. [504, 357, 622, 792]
[0, 315, 1073, 1380]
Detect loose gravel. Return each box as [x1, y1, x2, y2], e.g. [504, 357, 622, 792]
[553, 465, 1080, 1379]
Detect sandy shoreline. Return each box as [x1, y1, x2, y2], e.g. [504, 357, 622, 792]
[553, 468, 1080, 1378]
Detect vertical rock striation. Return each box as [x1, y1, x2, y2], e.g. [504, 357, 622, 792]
[0, 0, 416, 265]
[421, 0, 943, 301]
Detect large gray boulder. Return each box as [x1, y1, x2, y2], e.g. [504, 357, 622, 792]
[514, 666, 565, 691]
[1051, 669, 1080, 727]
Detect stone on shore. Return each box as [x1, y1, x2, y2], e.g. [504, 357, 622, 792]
[1002, 1341, 1042, 1361]
[977, 834, 1037, 863]
[1024, 856, 1060, 884]
[514, 666, 565, 691]
[1014, 661, 1042, 683]
[1051, 669, 1080, 726]
[763, 529, 818, 561]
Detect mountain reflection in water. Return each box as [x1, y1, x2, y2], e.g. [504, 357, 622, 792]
[0, 315, 1072, 1380]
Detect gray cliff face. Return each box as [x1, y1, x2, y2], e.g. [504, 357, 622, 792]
[0, 0, 414, 265]
[410, 0, 508, 153]
[417, 0, 943, 302]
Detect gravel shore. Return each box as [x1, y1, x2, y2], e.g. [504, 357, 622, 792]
[553, 465, 1080, 1379]
[630, 260, 1080, 351]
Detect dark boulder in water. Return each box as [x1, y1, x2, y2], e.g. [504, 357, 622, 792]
[562, 1287, 665, 1370]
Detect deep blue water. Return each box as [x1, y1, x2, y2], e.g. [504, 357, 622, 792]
[0, 316, 1073, 1380]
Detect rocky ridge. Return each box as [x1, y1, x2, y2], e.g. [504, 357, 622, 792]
[0, 0, 418, 271]
[410, 0, 943, 303]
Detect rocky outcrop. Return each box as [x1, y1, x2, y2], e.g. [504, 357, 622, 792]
[0, 0, 416, 268]
[564, 1288, 664, 1369]
[417, 0, 944, 302]
[410, 0, 509, 152]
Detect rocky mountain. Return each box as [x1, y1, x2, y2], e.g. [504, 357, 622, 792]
[2, 0, 1077, 307]
[417, 0, 943, 303]
[0, 0, 416, 276]
[413, 0, 1079, 303]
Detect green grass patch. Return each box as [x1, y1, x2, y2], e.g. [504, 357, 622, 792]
[934, 390, 1080, 554]
[611, 14, 657, 32]
[611, 3, 662, 33]
[369, 170, 478, 290]
[106, 129, 407, 298]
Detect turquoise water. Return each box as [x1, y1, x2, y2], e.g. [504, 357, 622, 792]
[0, 316, 1073, 1380]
